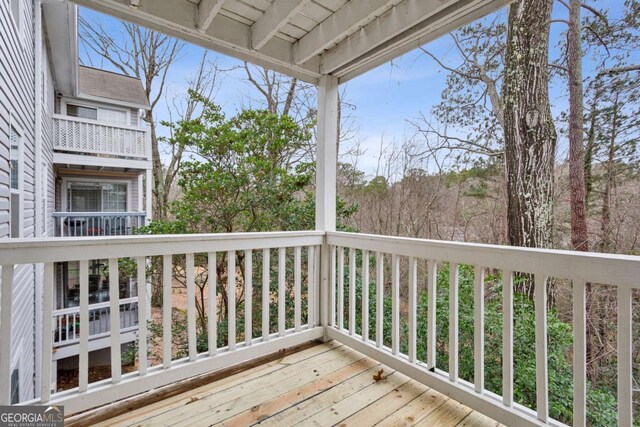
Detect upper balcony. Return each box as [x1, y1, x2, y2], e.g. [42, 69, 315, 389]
[0, 231, 638, 426]
[52, 114, 152, 170]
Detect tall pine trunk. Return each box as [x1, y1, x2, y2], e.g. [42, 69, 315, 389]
[502, 0, 557, 298]
[568, 0, 589, 252]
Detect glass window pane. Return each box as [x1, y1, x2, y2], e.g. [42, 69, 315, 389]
[67, 104, 97, 120]
[10, 126, 19, 190]
[99, 108, 127, 125]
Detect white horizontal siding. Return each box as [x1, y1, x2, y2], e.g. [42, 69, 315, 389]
[0, 0, 37, 403]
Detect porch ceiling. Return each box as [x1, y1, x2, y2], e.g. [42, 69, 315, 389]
[72, 0, 511, 84]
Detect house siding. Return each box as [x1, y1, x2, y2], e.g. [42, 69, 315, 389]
[0, 0, 37, 402]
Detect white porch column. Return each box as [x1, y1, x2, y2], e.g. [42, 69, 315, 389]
[145, 168, 153, 223]
[316, 75, 339, 338]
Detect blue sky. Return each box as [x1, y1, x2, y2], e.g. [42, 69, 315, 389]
[79, 1, 632, 177]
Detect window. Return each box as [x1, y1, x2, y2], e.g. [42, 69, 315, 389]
[10, 126, 22, 238]
[67, 182, 127, 212]
[10, 126, 20, 190]
[99, 108, 127, 126]
[66, 104, 97, 120]
[10, 368, 19, 404]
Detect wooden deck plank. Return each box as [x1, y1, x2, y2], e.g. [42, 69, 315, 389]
[219, 357, 379, 426]
[456, 411, 500, 427]
[414, 399, 474, 427]
[301, 371, 412, 426]
[97, 341, 343, 427]
[259, 366, 397, 426]
[165, 345, 369, 426]
[339, 379, 431, 426]
[90, 342, 498, 427]
[375, 386, 449, 427]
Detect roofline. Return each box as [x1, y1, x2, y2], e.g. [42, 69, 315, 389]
[78, 64, 145, 81]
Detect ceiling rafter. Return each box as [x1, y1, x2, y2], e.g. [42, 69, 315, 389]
[293, 0, 402, 65]
[336, 0, 512, 82]
[251, 0, 312, 51]
[197, 0, 227, 32]
[320, 0, 465, 74]
[72, 0, 321, 83]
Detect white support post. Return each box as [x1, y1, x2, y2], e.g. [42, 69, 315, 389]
[316, 75, 339, 340]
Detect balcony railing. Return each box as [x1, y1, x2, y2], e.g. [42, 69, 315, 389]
[53, 114, 150, 160]
[52, 212, 146, 237]
[53, 298, 139, 346]
[0, 231, 638, 426]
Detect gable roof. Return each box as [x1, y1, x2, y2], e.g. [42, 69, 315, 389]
[78, 66, 149, 109]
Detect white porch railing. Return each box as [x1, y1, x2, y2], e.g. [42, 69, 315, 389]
[324, 232, 640, 427]
[53, 298, 139, 346]
[0, 231, 323, 414]
[53, 114, 150, 159]
[52, 212, 146, 237]
[0, 231, 638, 426]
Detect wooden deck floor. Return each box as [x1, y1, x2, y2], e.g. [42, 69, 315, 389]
[95, 341, 499, 427]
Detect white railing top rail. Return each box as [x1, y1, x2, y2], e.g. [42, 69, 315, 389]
[52, 297, 139, 316]
[52, 114, 147, 133]
[52, 211, 147, 218]
[0, 231, 324, 265]
[327, 231, 640, 289]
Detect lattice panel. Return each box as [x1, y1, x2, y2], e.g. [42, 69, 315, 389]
[53, 117, 148, 159]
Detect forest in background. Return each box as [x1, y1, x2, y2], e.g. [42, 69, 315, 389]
[78, 0, 640, 424]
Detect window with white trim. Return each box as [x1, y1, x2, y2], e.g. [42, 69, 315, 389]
[9, 126, 22, 238]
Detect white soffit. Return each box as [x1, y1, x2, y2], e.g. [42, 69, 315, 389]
[72, 0, 512, 84]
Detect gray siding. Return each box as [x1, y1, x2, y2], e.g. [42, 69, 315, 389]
[0, 0, 37, 402]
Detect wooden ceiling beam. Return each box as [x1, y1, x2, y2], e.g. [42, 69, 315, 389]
[72, 0, 321, 83]
[197, 0, 226, 32]
[320, 0, 466, 74]
[251, 0, 312, 51]
[293, 0, 401, 65]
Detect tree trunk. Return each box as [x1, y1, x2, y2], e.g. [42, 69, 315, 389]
[567, 0, 589, 252]
[599, 94, 619, 252]
[502, 0, 557, 298]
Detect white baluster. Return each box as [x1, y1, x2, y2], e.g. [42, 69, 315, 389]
[278, 247, 286, 337]
[262, 249, 270, 340]
[186, 253, 196, 361]
[109, 258, 121, 383]
[208, 252, 217, 356]
[41, 263, 54, 402]
[449, 262, 459, 382]
[573, 280, 586, 426]
[408, 257, 417, 363]
[294, 247, 302, 332]
[534, 274, 548, 422]
[163, 255, 172, 368]
[79, 260, 89, 391]
[349, 248, 356, 336]
[245, 250, 253, 345]
[228, 251, 236, 349]
[337, 247, 344, 330]
[618, 285, 632, 427]
[376, 252, 383, 349]
[474, 266, 484, 394]
[362, 250, 369, 342]
[503, 270, 514, 407]
[391, 254, 400, 355]
[427, 260, 437, 370]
